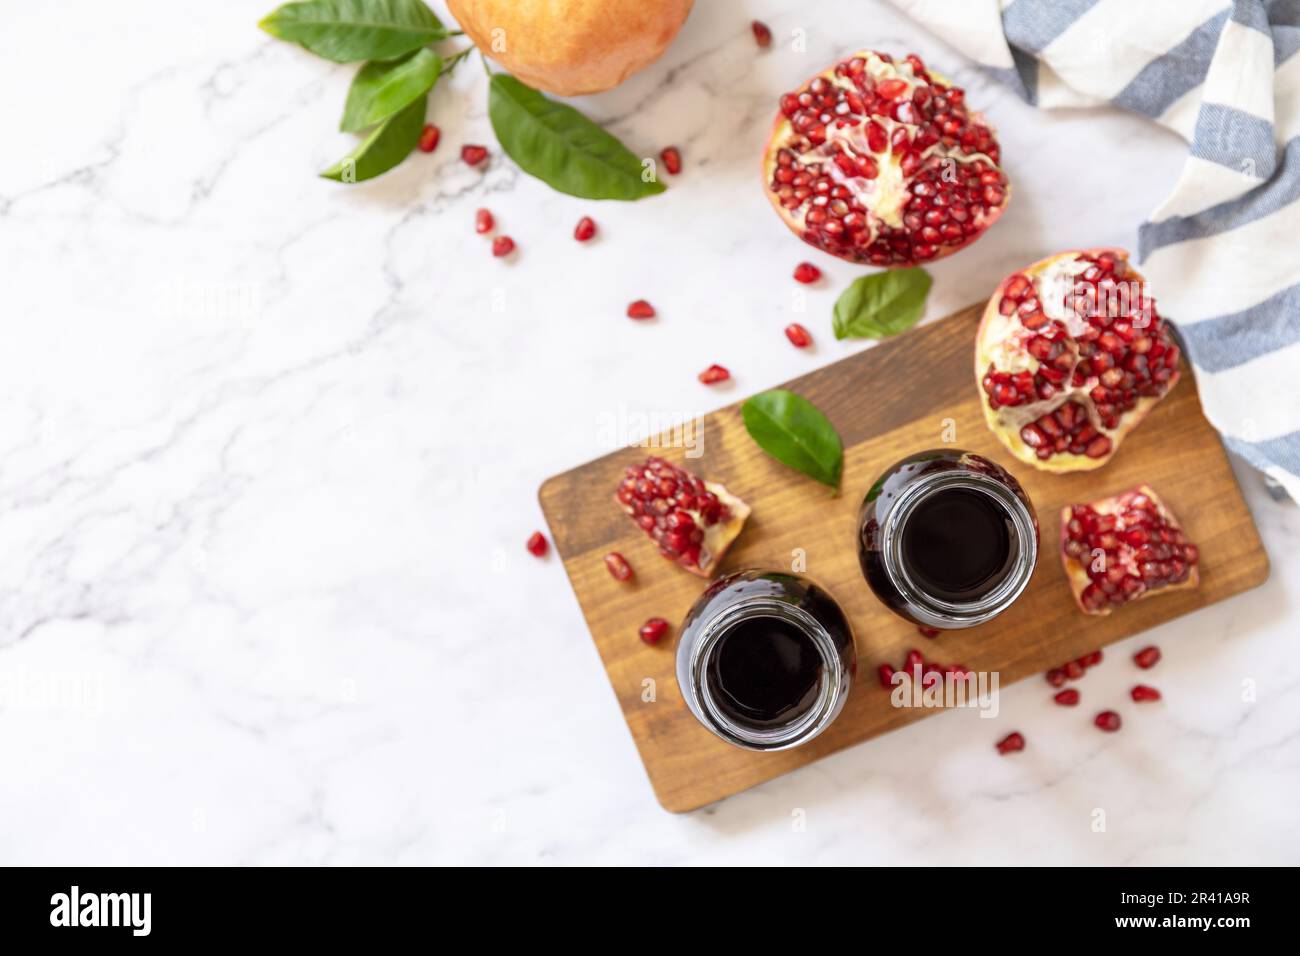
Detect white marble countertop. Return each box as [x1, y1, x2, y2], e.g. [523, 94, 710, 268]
[1, 0, 1297, 865]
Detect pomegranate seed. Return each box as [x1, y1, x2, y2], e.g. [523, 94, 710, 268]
[492, 235, 515, 257]
[878, 663, 896, 689]
[626, 299, 656, 320]
[793, 262, 821, 284]
[1081, 649, 1103, 667]
[475, 208, 494, 234]
[1064, 660, 1084, 680]
[660, 146, 682, 176]
[917, 625, 940, 639]
[462, 144, 488, 166]
[996, 732, 1025, 755]
[1054, 688, 1080, 706]
[574, 216, 597, 242]
[603, 552, 633, 581]
[1046, 667, 1067, 688]
[1134, 645, 1161, 669]
[639, 617, 670, 645]
[698, 364, 730, 385]
[1094, 710, 1122, 732]
[904, 648, 923, 673]
[751, 20, 772, 48]
[526, 531, 548, 557]
[1131, 684, 1161, 702]
[418, 124, 440, 153]
[784, 323, 812, 348]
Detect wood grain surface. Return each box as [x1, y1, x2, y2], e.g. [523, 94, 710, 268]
[538, 302, 1270, 812]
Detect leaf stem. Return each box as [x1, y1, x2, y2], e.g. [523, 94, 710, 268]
[439, 47, 475, 76]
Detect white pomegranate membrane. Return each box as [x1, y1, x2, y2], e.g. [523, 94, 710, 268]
[1060, 485, 1200, 615]
[978, 249, 1180, 470]
[764, 51, 1008, 266]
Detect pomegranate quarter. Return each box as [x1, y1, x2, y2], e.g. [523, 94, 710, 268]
[1060, 485, 1200, 615]
[763, 50, 1009, 266]
[977, 248, 1181, 472]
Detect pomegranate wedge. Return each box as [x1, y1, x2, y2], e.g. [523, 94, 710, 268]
[1060, 485, 1200, 615]
[615, 456, 750, 578]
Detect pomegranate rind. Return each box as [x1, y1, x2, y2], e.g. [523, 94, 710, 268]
[762, 50, 1010, 267]
[975, 248, 1179, 473]
[1058, 484, 1200, 616]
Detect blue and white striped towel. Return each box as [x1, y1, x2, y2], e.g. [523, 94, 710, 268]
[890, 0, 1300, 502]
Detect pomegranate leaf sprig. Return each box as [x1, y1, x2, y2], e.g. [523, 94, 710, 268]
[260, 0, 667, 195]
[833, 267, 932, 340]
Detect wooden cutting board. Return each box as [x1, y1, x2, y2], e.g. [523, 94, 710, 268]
[539, 302, 1269, 812]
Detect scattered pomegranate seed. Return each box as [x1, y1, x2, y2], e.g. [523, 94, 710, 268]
[603, 552, 633, 582]
[784, 323, 812, 348]
[793, 262, 822, 284]
[1046, 667, 1067, 688]
[1094, 710, 1122, 732]
[639, 617, 670, 645]
[878, 663, 896, 689]
[1081, 649, 1103, 667]
[917, 625, 940, 639]
[574, 216, 597, 242]
[1054, 688, 1080, 706]
[1064, 660, 1085, 680]
[1131, 684, 1162, 702]
[418, 124, 440, 153]
[462, 144, 489, 166]
[626, 299, 656, 320]
[475, 208, 494, 234]
[526, 531, 548, 557]
[661, 146, 682, 176]
[492, 235, 515, 257]
[904, 648, 924, 673]
[751, 20, 772, 48]
[698, 364, 730, 385]
[996, 732, 1025, 755]
[1134, 645, 1161, 669]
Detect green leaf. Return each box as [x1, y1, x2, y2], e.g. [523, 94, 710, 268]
[341, 49, 440, 132]
[832, 268, 932, 340]
[321, 93, 426, 182]
[260, 0, 446, 63]
[741, 390, 844, 489]
[488, 74, 666, 201]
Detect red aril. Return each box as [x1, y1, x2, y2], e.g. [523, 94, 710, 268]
[1060, 487, 1199, 615]
[878, 663, 896, 689]
[661, 146, 682, 175]
[917, 625, 939, 639]
[418, 124, 440, 153]
[626, 299, 656, 320]
[462, 144, 489, 166]
[639, 617, 670, 645]
[752, 20, 772, 48]
[996, 732, 1025, 755]
[784, 323, 813, 348]
[1054, 688, 1080, 706]
[475, 208, 494, 234]
[1094, 710, 1122, 732]
[976, 249, 1180, 472]
[1134, 645, 1162, 669]
[698, 364, 730, 385]
[603, 552, 633, 581]
[526, 531, 548, 556]
[1046, 667, 1067, 688]
[574, 216, 597, 241]
[763, 51, 1008, 266]
[1081, 649, 1103, 667]
[793, 262, 821, 284]
[1064, 660, 1084, 680]
[904, 648, 924, 673]
[1131, 684, 1161, 702]
[615, 456, 751, 577]
[492, 235, 515, 257]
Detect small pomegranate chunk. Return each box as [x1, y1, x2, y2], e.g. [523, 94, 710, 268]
[418, 124, 440, 153]
[660, 146, 682, 175]
[614, 456, 751, 578]
[793, 262, 821, 284]
[492, 235, 515, 257]
[526, 531, 548, 557]
[1054, 688, 1080, 706]
[626, 299, 656, 320]
[784, 323, 812, 348]
[996, 732, 1025, 755]
[639, 617, 669, 645]
[764, 50, 1008, 267]
[977, 249, 1180, 472]
[751, 20, 772, 48]
[1094, 710, 1122, 732]
[462, 144, 489, 166]
[1134, 645, 1161, 669]
[574, 216, 597, 241]
[1131, 684, 1161, 702]
[603, 552, 633, 581]
[698, 364, 730, 385]
[475, 208, 494, 234]
[1060, 487, 1199, 615]
[878, 663, 896, 689]
[917, 625, 939, 639]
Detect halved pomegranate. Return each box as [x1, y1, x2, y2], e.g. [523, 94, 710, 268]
[977, 249, 1181, 472]
[1060, 485, 1200, 615]
[615, 457, 750, 578]
[762, 51, 1008, 266]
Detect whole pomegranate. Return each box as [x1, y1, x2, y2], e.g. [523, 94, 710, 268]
[447, 0, 694, 96]
[762, 51, 1009, 266]
[976, 249, 1181, 472]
